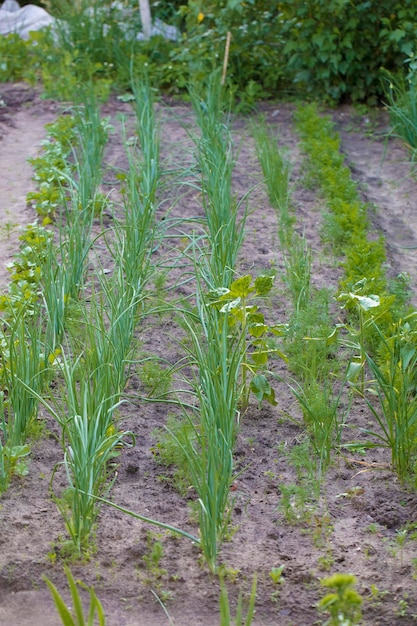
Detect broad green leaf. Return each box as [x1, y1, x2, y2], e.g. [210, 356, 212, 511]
[229, 275, 253, 298]
[254, 274, 274, 296]
[206, 287, 230, 304]
[349, 293, 380, 311]
[251, 343, 287, 362]
[227, 0, 244, 11]
[270, 323, 288, 337]
[250, 374, 278, 407]
[389, 28, 406, 43]
[4, 444, 30, 460]
[324, 324, 343, 346]
[117, 93, 135, 103]
[249, 323, 268, 338]
[401, 346, 416, 370]
[247, 311, 263, 325]
[251, 350, 268, 366]
[400, 41, 414, 57]
[347, 359, 363, 383]
[220, 298, 241, 313]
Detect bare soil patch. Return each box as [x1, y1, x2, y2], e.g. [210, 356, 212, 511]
[1, 86, 417, 626]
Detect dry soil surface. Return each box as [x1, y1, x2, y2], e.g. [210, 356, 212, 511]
[0, 84, 417, 626]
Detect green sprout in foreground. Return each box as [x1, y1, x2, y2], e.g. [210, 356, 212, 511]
[43, 565, 105, 626]
[318, 573, 363, 626]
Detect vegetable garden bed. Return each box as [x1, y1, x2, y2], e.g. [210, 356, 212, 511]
[1, 82, 417, 626]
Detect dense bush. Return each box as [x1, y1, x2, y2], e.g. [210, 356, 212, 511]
[278, 0, 417, 104]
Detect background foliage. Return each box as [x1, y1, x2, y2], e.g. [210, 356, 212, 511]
[1, 0, 417, 104]
[278, 0, 417, 104]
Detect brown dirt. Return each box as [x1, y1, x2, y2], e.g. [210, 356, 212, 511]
[1, 85, 417, 626]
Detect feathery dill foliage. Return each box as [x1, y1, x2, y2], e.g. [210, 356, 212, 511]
[294, 103, 408, 321]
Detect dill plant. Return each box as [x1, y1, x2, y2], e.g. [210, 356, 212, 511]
[282, 233, 312, 314]
[292, 103, 417, 472]
[294, 103, 393, 309]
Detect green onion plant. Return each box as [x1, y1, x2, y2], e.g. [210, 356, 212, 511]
[177, 295, 243, 571]
[25, 346, 134, 553]
[59, 90, 109, 299]
[41, 236, 70, 354]
[282, 232, 312, 315]
[358, 315, 417, 482]
[251, 117, 293, 247]
[384, 69, 417, 162]
[109, 76, 161, 300]
[285, 375, 351, 473]
[190, 73, 246, 288]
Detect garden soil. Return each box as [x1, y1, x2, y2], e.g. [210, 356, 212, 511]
[1, 83, 417, 626]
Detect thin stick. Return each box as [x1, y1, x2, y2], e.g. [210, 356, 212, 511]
[221, 31, 232, 86]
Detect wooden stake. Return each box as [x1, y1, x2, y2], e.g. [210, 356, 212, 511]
[138, 0, 152, 41]
[221, 31, 232, 86]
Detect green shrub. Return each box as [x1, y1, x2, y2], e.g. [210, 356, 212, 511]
[279, 0, 417, 103]
[0, 34, 34, 83]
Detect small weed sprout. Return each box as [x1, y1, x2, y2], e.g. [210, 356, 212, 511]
[269, 565, 285, 584]
[142, 532, 167, 580]
[219, 574, 257, 626]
